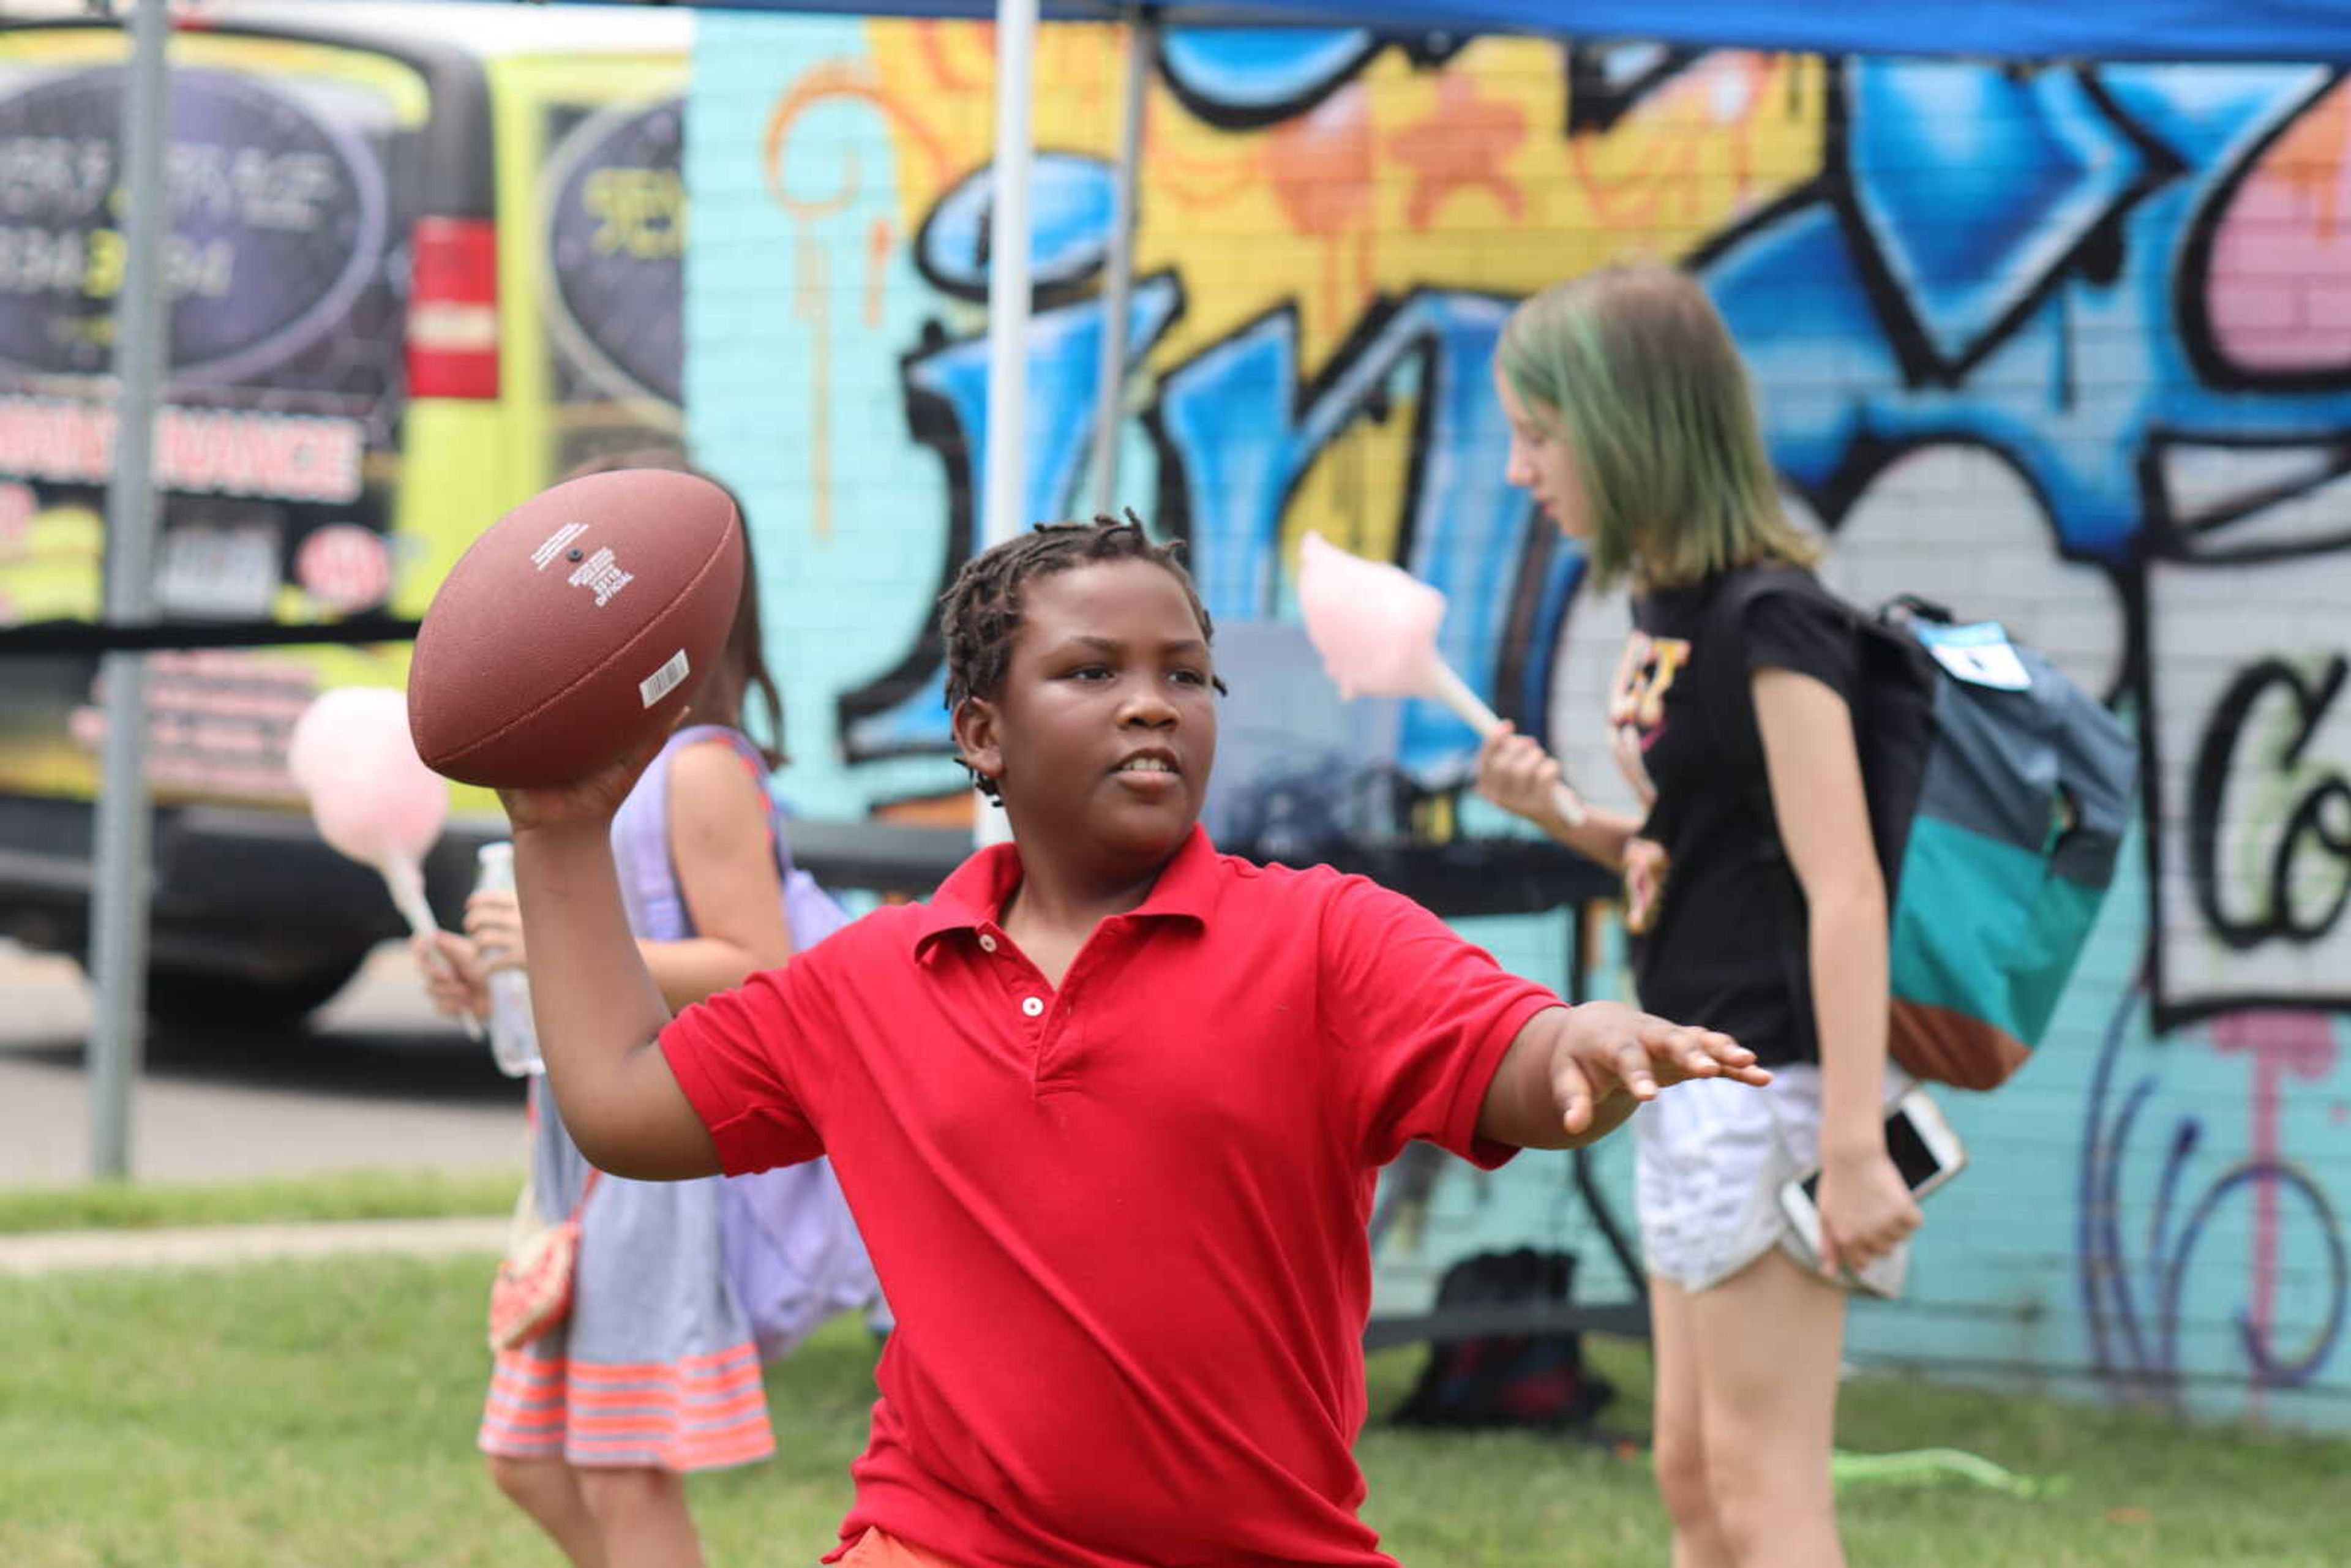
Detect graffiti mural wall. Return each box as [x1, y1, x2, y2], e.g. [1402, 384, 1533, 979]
[683, 20, 2351, 1429]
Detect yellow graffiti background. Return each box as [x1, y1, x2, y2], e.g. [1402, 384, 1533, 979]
[852, 25, 1824, 561]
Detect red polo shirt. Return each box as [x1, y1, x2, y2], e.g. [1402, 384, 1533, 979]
[660, 827, 1559, 1567]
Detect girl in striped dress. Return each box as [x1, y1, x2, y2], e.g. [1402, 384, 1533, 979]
[416, 452, 799, 1567]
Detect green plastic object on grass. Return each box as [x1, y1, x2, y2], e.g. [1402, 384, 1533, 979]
[1831, 1447, 2068, 1499]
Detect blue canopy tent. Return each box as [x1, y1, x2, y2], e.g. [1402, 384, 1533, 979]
[415, 0, 2351, 61]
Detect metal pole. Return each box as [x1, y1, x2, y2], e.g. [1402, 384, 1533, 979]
[1087, 9, 1153, 520]
[981, 0, 1036, 560]
[89, 0, 172, 1180]
[977, 0, 1037, 848]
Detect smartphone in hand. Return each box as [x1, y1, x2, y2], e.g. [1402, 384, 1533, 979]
[1777, 1087, 1966, 1296]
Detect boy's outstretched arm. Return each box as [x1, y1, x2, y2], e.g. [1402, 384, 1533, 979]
[1476, 1002, 1769, 1150]
[504, 751, 725, 1181]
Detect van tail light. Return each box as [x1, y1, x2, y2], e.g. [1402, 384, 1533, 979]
[406, 217, 500, 400]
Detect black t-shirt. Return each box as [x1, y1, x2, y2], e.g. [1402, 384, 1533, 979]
[1611, 566, 1861, 1066]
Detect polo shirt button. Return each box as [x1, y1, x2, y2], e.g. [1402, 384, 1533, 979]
[1020, 996, 1044, 1018]
[978, 933, 998, 953]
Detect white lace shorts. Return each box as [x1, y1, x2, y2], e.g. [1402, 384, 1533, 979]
[1633, 1063, 1913, 1296]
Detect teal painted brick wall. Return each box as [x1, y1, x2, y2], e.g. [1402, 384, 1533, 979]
[680, 19, 2351, 1430]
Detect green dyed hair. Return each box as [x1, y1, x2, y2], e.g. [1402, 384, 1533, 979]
[1497, 261, 1818, 591]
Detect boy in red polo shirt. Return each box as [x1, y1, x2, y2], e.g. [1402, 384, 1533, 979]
[499, 519, 1768, 1567]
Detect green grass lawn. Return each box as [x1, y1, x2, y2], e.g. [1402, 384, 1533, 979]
[0, 1168, 521, 1235]
[1, 1251, 2339, 1567]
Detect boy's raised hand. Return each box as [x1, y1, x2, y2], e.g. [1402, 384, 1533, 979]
[496, 729, 670, 836]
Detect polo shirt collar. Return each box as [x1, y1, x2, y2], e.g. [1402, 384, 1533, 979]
[912, 823, 1218, 958]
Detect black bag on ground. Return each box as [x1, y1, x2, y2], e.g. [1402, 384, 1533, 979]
[1391, 1248, 1616, 1430]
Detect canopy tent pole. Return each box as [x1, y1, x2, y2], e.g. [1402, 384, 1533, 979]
[979, 0, 1037, 561]
[89, 0, 174, 1180]
[975, 0, 1038, 846]
[1087, 7, 1154, 520]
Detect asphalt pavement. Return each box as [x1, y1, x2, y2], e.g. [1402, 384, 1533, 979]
[0, 939, 526, 1190]
[0, 1214, 511, 1275]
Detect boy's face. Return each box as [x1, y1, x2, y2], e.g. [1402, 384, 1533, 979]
[958, 558, 1218, 872]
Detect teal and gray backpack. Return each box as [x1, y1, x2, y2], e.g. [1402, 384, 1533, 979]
[1715, 569, 2137, 1090]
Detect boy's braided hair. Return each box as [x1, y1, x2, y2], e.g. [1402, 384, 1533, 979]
[940, 514, 1220, 801]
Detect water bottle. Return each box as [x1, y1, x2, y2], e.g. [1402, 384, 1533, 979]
[472, 842, 542, 1077]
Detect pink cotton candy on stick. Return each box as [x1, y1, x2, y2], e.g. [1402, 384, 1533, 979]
[289, 685, 448, 912]
[290, 688, 480, 1038]
[1295, 530, 1450, 699]
[1297, 532, 1586, 827]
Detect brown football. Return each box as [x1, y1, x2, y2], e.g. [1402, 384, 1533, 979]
[407, 468, 744, 788]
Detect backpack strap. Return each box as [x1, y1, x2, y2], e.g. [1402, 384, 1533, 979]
[1692, 565, 1839, 823]
[1700, 566, 1942, 898]
[676, 729, 851, 952]
[612, 724, 789, 942]
[1697, 563, 1849, 667]
[610, 729, 691, 940]
[1881, 593, 1955, 629]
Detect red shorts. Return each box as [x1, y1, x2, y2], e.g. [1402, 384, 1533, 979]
[836, 1527, 962, 1567]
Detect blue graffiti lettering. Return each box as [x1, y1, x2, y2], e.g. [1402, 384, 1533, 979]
[838, 275, 1183, 760]
[2079, 986, 2350, 1400]
[915, 153, 1124, 302]
[1703, 59, 2351, 566]
[1155, 288, 1578, 776]
[1157, 29, 1384, 129]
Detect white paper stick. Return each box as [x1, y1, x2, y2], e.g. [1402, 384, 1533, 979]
[1423, 659, 1588, 828]
[379, 854, 482, 1043]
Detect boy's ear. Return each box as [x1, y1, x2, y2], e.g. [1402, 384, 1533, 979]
[951, 696, 1004, 791]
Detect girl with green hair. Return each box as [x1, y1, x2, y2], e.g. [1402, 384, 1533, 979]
[1479, 262, 1921, 1568]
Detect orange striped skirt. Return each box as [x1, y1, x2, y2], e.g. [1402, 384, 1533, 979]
[479, 1340, 774, 1472]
